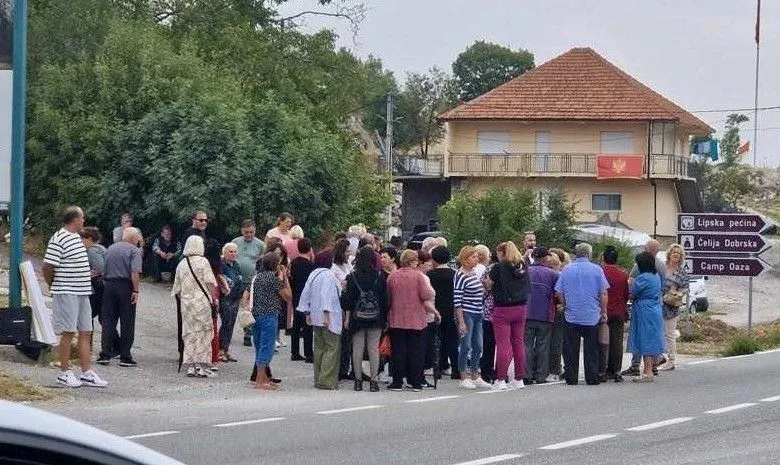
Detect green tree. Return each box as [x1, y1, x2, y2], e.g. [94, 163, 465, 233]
[439, 188, 537, 250]
[452, 40, 534, 102]
[719, 113, 749, 167]
[395, 67, 457, 155]
[536, 186, 577, 249]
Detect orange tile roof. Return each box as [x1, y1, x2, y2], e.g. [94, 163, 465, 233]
[439, 47, 713, 134]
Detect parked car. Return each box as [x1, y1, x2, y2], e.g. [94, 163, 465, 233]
[0, 400, 185, 465]
[406, 231, 443, 250]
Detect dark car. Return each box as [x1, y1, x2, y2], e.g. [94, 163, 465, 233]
[406, 231, 443, 250]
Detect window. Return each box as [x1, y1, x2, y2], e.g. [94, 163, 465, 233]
[591, 193, 622, 211]
[535, 131, 551, 171]
[600, 131, 634, 154]
[650, 122, 676, 155]
[477, 131, 510, 154]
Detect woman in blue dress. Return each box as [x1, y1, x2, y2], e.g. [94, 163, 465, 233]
[627, 252, 665, 383]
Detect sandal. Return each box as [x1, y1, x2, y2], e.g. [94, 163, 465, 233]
[254, 382, 278, 390]
[218, 352, 230, 363]
[226, 353, 238, 362]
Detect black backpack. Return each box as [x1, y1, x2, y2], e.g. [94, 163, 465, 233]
[352, 272, 380, 322]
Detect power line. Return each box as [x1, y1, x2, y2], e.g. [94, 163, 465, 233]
[691, 105, 780, 113]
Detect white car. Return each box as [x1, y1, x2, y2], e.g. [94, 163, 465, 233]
[0, 400, 185, 465]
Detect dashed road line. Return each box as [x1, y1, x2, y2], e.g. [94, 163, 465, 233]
[539, 434, 618, 450]
[213, 417, 285, 428]
[625, 417, 694, 431]
[705, 403, 758, 414]
[759, 395, 780, 402]
[406, 395, 461, 403]
[123, 431, 180, 440]
[316, 405, 384, 415]
[452, 454, 524, 465]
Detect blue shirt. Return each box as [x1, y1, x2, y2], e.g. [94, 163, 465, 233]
[554, 257, 609, 326]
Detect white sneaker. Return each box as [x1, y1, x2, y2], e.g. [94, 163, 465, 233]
[492, 380, 509, 391]
[442, 368, 452, 376]
[545, 374, 560, 383]
[473, 377, 492, 389]
[460, 378, 477, 390]
[508, 379, 525, 390]
[275, 340, 282, 348]
[80, 370, 108, 388]
[56, 370, 81, 388]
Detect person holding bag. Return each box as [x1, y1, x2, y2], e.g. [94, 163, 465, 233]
[659, 244, 689, 371]
[172, 235, 218, 378]
[342, 246, 389, 392]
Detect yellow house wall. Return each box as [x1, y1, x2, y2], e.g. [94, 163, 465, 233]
[446, 121, 650, 154]
[462, 177, 680, 236]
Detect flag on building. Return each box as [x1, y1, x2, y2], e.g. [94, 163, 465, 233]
[596, 155, 645, 179]
[690, 137, 719, 161]
[737, 141, 750, 157]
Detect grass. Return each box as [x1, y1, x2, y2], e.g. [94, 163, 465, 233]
[719, 321, 780, 357]
[0, 370, 55, 402]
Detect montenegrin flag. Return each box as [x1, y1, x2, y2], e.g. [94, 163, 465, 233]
[596, 154, 645, 179]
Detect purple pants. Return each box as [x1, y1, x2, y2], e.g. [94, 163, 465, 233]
[492, 304, 527, 381]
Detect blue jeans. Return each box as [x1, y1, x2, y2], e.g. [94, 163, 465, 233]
[253, 313, 277, 366]
[458, 312, 484, 374]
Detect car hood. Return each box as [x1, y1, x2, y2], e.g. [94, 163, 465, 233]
[0, 400, 185, 465]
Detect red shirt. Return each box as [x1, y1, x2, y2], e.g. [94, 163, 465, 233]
[602, 264, 629, 319]
[387, 267, 435, 330]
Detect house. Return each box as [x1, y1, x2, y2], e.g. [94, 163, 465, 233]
[395, 47, 713, 238]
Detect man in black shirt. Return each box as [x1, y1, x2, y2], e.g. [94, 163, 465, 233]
[182, 210, 208, 243]
[290, 238, 316, 362]
[427, 246, 459, 379]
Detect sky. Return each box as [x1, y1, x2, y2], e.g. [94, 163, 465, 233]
[277, 0, 780, 167]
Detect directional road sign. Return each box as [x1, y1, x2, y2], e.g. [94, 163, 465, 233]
[677, 232, 767, 254]
[683, 256, 771, 277]
[678, 213, 768, 233]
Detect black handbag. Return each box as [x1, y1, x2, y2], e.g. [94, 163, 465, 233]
[0, 306, 32, 346]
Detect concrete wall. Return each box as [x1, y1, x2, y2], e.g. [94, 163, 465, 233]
[463, 177, 680, 236]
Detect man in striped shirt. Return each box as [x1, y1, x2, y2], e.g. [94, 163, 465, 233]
[43, 206, 108, 388]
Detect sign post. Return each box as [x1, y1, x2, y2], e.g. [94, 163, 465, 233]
[677, 213, 772, 332]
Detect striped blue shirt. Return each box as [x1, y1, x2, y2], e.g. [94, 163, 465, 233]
[454, 270, 483, 314]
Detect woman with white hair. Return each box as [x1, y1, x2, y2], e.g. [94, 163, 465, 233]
[173, 235, 218, 378]
[218, 242, 245, 362]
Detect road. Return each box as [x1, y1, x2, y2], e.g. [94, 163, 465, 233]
[49, 348, 780, 465]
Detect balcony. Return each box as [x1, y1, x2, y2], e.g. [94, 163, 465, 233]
[393, 153, 691, 179]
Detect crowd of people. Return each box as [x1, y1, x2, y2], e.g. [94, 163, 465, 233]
[42, 206, 690, 392]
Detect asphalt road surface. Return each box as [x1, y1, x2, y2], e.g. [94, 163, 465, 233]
[56, 348, 780, 465]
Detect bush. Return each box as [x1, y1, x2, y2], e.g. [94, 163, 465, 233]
[721, 332, 761, 356]
[756, 325, 780, 349]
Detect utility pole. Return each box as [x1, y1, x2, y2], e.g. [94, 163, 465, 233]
[385, 92, 394, 238]
[749, 0, 761, 332]
[8, 0, 28, 309]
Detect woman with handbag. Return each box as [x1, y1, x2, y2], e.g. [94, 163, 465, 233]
[659, 244, 689, 371]
[172, 235, 219, 378]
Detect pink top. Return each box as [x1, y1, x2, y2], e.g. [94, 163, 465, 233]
[266, 227, 292, 242]
[283, 238, 301, 262]
[387, 267, 435, 330]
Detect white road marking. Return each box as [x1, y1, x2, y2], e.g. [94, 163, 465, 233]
[123, 431, 180, 440]
[625, 417, 694, 431]
[476, 389, 513, 395]
[705, 403, 758, 414]
[759, 395, 780, 402]
[316, 405, 384, 415]
[451, 454, 524, 465]
[406, 395, 461, 403]
[213, 417, 285, 428]
[757, 348, 780, 355]
[687, 359, 717, 365]
[723, 354, 752, 360]
[536, 381, 565, 386]
[539, 434, 618, 450]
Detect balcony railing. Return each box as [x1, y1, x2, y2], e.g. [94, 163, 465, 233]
[393, 153, 690, 178]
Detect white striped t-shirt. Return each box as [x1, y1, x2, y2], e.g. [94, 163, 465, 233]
[454, 270, 484, 314]
[43, 228, 92, 295]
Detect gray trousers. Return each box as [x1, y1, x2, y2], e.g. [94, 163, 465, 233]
[352, 328, 382, 381]
[525, 319, 553, 382]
